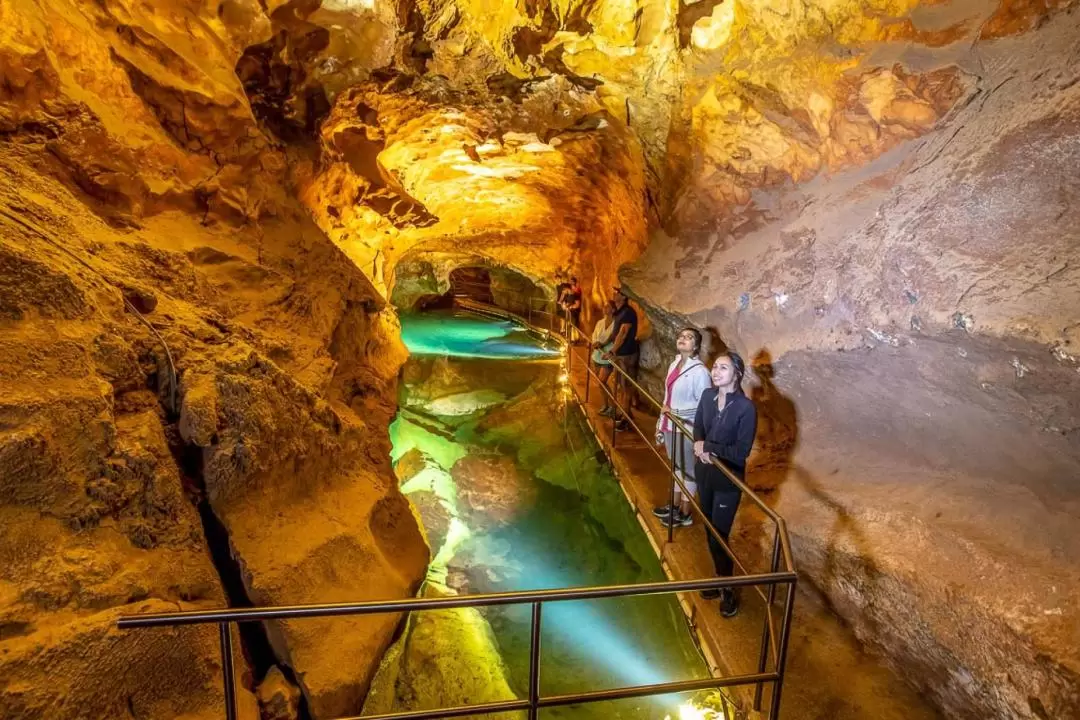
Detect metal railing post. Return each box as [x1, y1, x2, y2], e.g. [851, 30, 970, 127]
[567, 326, 573, 373]
[585, 357, 591, 403]
[219, 623, 237, 720]
[611, 392, 618, 448]
[755, 530, 782, 710]
[528, 602, 543, 720]
[769, 571, 798, 719]
[667, 419, 677, 544]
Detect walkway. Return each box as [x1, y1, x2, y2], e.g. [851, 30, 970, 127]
[562, 343, 940, 720]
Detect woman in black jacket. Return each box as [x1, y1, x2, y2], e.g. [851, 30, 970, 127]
[693, 351, 757, 617]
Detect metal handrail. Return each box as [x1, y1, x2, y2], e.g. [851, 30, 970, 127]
[116, 294, 798, 720]
[455, 292, 798, 715]
[117, 576, 794, 720]
[117, 574, 793, 629]
[558, 321, 787, 673]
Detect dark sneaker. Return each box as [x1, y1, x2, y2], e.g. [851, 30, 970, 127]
[661, 510, 693, 528]
[599, 406, 614, 417]
[720, 590, 740, 618]
[614, 420, 630, 432]
[699, 588, 721, 600]
[652, 505, 675, 518]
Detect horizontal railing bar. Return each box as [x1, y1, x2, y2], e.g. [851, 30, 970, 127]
[538, 672, 780, 708]
[117, 573, 796, 628]
[337, 673, 781, 720]
[562, 319, 797, 574]
[341, 698, 530, 720]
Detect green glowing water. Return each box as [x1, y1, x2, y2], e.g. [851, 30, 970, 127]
[384, 310, 708, 718]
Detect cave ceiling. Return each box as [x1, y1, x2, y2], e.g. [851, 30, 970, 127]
[273, 0, 1019, 298]
[5, 0, 1068, 300]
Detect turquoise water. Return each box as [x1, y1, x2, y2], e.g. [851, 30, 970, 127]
[399, 310, 562, 359]
[389, 309, 708, 718]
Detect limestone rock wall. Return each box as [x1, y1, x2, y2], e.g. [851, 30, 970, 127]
[620, 6, 1080, 719]
[3, 0, 1079, 718]
[367, 0, 1078, 716]
[0, 1, 427, 718]
[300, 72, 649, 318]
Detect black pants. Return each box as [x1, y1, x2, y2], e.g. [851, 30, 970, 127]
[695, 462, 743, 577]
[613, 351, 640, 414]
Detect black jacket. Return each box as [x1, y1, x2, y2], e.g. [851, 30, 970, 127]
[693, 387, 757, 476]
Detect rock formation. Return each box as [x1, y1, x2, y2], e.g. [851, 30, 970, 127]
[300, 72, 648, 310]
[2, 0, 1078, 718]
[619, 5, 1080, 720]
[1, 1, 427, 718]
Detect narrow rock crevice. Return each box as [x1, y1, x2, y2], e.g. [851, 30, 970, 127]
[171, 437, 313, 720]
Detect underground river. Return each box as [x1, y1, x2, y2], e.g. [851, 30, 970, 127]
[369, 308, 711, 719]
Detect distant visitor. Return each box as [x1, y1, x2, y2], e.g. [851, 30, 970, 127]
[559, 275, 583, 340]
[591, 301, 618, 412]
[593, 286, 639, 431]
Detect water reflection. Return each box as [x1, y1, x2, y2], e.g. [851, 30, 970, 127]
[400, 310, 562, 359]
[386, 310, 708, 718]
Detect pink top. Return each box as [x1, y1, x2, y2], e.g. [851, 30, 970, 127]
[659, 362, 683, 432]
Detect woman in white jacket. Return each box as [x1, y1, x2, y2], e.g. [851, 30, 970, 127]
[591, 301, 617, 414]
[653, 328, 712, 528]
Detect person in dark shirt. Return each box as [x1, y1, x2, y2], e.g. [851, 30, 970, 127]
[598, 287, 639, 428]
[555, 277, 571, 326]
[693, 351, 757, 618]
[560, 276, 583, 340]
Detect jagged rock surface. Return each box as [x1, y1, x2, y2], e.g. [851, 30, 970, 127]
[300, 72, 649, 310]
[621, 7, 1080, 720]
[1, 1, 427, 718]
[3, 0, 1079, 718]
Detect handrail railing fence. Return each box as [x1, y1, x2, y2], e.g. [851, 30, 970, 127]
[116, 289, 797, 720]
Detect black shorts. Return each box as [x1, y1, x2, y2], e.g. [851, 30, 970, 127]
[613, 351, 639, 378]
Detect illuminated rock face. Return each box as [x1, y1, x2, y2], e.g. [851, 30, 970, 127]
[301, 73, 649, 316]
[617, 9, 1080, 720]
[0, 1, 426, 718]
[2, 0, 1079, 718]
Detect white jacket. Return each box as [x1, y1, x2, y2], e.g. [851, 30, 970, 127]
[656, 356, 711, 433]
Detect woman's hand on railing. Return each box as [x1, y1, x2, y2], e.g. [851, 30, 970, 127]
[694, 438, 715, 463]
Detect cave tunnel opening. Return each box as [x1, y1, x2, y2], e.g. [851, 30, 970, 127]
[448, 265, 496, 304]
[447, 264, 549, 319]
[391, 256, 553, 321]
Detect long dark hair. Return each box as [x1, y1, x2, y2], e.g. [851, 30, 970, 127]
[678, 327, 703, 357]
[725, 351, 746, 388]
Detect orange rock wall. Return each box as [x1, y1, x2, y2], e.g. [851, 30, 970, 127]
[300, 73, 649, 318]
[0, 1, 427, 718]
